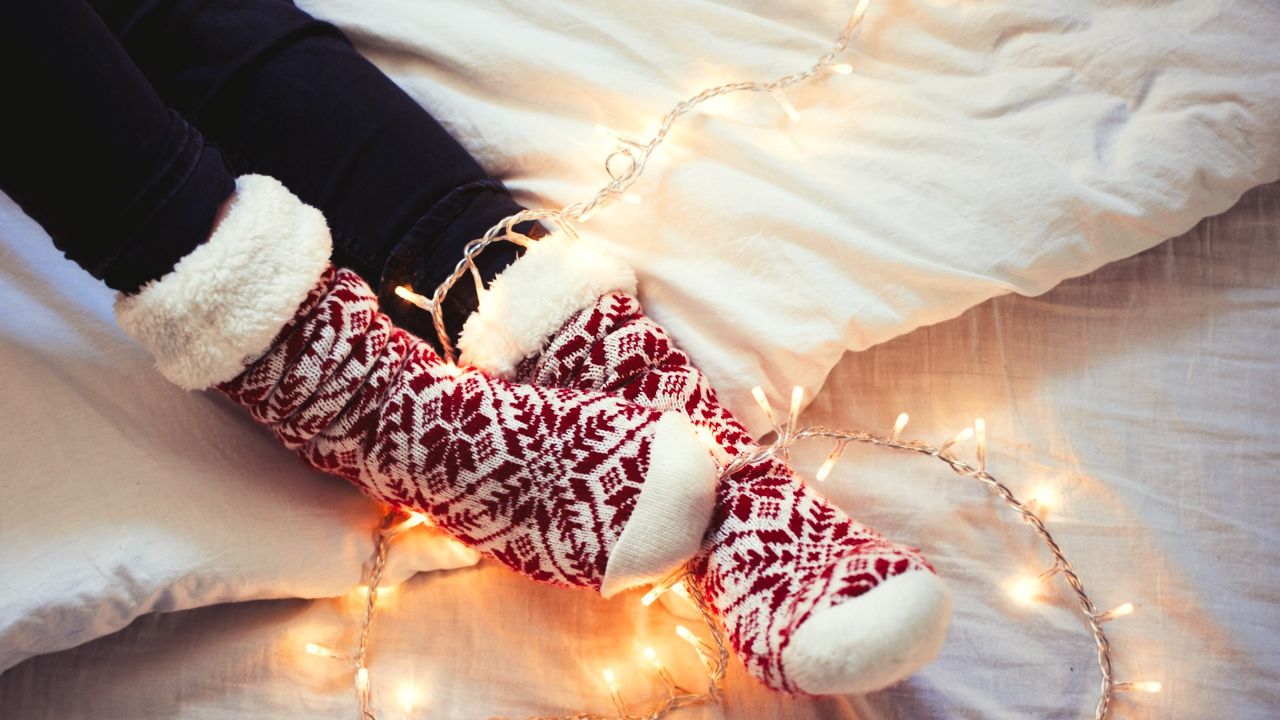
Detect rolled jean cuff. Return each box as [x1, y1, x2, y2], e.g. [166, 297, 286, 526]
[379, 179, 539, 349]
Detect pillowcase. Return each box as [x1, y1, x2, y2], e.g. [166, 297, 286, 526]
[0, 201, 480, 673]
[303, 0, 1280, 432]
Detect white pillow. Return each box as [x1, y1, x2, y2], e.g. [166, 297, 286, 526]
[0, 202, 480, 673]
[304, 0, 1280, 432]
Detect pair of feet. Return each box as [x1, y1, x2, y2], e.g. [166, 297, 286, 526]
[115, 175, 951, 695]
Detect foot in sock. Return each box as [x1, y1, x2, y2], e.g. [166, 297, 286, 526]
[114, 175, 719, 597]
[457, 232, 952, 694]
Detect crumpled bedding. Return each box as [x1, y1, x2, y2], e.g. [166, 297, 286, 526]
[4, 181, 1276, 719]
[2, 0, 1278, 703]
[300, 0, 1280, 430]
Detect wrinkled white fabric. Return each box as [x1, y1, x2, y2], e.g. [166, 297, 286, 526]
[3, 182, 1275, 719]
[0, 199, 480, 673]
[4, 0, 1279, 692]
[298, 0, 1280, 433]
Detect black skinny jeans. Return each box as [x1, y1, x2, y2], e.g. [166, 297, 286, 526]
[0, 0, 526, 344]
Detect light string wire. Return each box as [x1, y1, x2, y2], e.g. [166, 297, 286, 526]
[730, 395, 1143, 720]
[334, 0, 1163, 716]
[423, 1, 872, 364]
[310, 391, 1161, 719]
[308, 509, 729, 720]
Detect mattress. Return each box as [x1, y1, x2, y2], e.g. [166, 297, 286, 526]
[4, 181, 1276, 720]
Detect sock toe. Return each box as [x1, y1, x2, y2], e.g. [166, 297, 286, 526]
[781, 570, 952, 695]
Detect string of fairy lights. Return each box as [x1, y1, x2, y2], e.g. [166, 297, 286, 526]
[309, 1, 1163, 717]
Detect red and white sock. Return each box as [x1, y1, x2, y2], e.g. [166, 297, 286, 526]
[458, 233, 952, 694]
[113, 176, 719, 596]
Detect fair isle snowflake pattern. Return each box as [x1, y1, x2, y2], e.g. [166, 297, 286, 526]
[219, 268, 674, 591]
[514, 292, 936, 692]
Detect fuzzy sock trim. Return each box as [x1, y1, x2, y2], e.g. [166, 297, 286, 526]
[457, 232, 636, 378]
[114, 174, 333, 390]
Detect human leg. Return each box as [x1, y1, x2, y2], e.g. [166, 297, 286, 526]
[88, 0, 527, 344]
[0, 0, 234, 293]
[457, 235, 953, 694]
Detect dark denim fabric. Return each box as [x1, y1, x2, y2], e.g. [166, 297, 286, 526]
[0, 0, 234, 294]
[1, 0, 526, 344]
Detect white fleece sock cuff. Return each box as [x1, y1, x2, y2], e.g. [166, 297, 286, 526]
[457, 232, 636, 378]
[114, 174, 333, 390]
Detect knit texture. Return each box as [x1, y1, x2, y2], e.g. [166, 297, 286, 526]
[217, 268, 716, 594]
[504, 292, 949, 693]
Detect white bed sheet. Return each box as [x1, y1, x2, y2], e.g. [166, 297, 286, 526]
[5, 182, 1275, 720]
[300, 0, 1280, 434]
[0, 197, 480, 674]
[5, 0, 1278, 673]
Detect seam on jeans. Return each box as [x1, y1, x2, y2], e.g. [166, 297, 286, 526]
[100, 114, 208, 277]
[379, 178, 511, 295]
[330, 226, 381, 282]
[132, 118, 205, 228]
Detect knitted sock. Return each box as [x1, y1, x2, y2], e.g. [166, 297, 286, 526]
[457, 233, 951, 694]
[114, 176, 718, 596]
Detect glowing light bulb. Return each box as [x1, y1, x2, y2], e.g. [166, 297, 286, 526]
[1095, 602, 1135, 622]
[394, 285, 432, 311]
[1027, 486, 1059, 515]
[398, 683, 420, 713]
[675, 624, 716, 674]
[771, 88, 801, 122]
[830, 63, 854, 74]
[601, 667, 627, 714]
[674, 625, 700, 646]
[941, 427, 974, 454]
[303, 640, 345, 661]
[787, 386, 805, 434]
[670, 581, 691, 601]
[692, 424, 730, 465]
[891, 412, 909, 441]
[643, 646, 678, 689]
[640, 584, 667, 607]
[815, 442, 847, 482]
[1117, 681, 1162, 693]
[355, 667, 370, 692]
[975, 417, 987, 470]
[622, 193, 642, 205]
[750, 386, 779, 432]
[386, 511, 432, 537]
[351, 584, 393, 604]
[1008, 575, 1043, 605]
